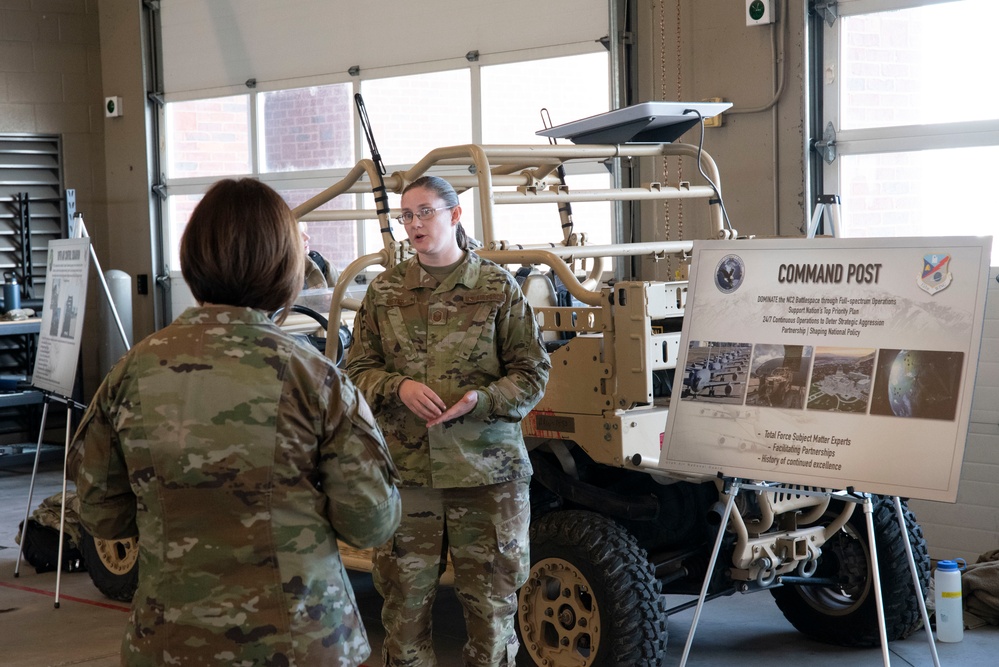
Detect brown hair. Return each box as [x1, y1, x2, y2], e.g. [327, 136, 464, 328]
[180, 178, 303, 319]
[403, 175, 469, 250]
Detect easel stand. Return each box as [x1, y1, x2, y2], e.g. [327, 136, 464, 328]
[677, 478, 940, 667]
[12, 214, 131, 608]
[807, 194, 842, 238]
[12, 391, 86, 608]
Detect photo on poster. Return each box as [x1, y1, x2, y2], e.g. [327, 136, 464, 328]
[46, 277, 82, 340]
[746, 344, 813, 409]
[806, 347, 875, 413]
[680, 341, 751, 404]
[870, 349, 964, 420]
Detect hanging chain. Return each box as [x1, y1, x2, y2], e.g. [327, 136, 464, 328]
[674, 0, 684, 268]
[658, 0, 672, 276]
[658, 1, 685, 277]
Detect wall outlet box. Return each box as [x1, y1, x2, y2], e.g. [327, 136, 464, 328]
[105, 96, 122, 118]
[747, 0, 775, 25]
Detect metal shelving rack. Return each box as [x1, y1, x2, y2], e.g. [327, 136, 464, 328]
[0, 134, 67, 449]
[0, 134, 67, 305]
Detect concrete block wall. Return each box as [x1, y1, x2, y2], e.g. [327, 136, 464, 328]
[0, 0, 107, 236]
[0, 0, 107, 442]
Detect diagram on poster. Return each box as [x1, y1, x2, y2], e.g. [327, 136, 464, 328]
[657, 236, 992, 502]
[31, 238, 91, 397]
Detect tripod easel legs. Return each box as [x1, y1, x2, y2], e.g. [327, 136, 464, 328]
[53, 408, 74, 608]
[678, 478, 739, 667]
[13, 398, 51, 578]
[11, 395, 79, 609]
[678, 484, 937, 667]
[894, 495, 941, 667]
[12, 217, 129, 607]
[862, 495, 891, 665]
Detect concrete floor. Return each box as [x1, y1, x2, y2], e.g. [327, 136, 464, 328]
[2, 455, 996, 666]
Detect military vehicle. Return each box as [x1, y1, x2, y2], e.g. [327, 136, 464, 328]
[82, 124, 931, 667]
[289, 132, 930, 667]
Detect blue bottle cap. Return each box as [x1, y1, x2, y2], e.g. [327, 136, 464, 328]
[937, 560, 959, 571]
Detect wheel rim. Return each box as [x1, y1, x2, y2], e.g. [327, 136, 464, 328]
[94, 536, 138, 576]
[518, 557, 601, 667]
[796, 523, 871, 615]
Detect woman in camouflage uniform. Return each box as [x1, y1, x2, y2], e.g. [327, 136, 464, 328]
[71, 178, 401, 667]
[346, 176, 551, 666]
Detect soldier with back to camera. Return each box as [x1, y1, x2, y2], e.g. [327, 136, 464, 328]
[71, 178, 401, 667]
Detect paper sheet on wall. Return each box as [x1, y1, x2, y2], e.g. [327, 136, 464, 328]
[658, 236, 992, 502]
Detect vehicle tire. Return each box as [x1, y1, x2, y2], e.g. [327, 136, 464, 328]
[770, 495, 929, 646]
[516, 510, 668, 666]
[79, 529, 138, 602]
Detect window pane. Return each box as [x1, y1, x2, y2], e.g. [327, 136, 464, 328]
[165, 194, 203, 269]
[169, 190, 362, 280]
[279, 188, 360, 273]
[360, 70, 472, 164]
[165, 96, 250, 177]
[840, 147, 998, 264]
[481, 52, 610, 143]
[840, 0, 999, 130]
[489, 172, 613, 248]
[259, 84, 355, 172]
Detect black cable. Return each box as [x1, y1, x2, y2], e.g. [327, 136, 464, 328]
[682, 108, 733, 232]
[540, 108, 574, 237]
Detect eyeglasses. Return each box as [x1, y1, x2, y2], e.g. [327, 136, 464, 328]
[395, 206, 452, 225]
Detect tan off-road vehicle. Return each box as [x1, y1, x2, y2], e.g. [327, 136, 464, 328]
[289, 134, 929, 666]
[83, 126, 929, 667]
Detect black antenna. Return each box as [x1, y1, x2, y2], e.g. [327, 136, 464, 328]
[540, 108, 574, 240]
[356, 93, 386, 176]
[355, 93, 393, 237]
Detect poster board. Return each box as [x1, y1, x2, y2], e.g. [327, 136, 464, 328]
[657, 236, 992, 502]
[31, 238, 91, 397]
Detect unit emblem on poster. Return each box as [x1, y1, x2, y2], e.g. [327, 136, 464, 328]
[918, 253, 952, 295]
[714, 254, 745, 293]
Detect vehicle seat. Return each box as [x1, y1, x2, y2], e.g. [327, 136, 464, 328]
[517, 268, 559, 343]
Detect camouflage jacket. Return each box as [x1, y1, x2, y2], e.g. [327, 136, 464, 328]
[72, 305, 401, 667]
[345, 252, 550, 488]
[304, 251, 339, 290]
[15, 491, 83, 550]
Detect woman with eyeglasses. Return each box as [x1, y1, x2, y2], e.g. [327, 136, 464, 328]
[346, 175, 551, 666]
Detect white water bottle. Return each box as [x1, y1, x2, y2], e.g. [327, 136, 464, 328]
[934, 559, 964, 642]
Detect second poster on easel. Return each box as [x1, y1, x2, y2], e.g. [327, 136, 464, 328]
[31, 237, 91, 397]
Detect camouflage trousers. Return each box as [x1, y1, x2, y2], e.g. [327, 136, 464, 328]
[373, 477, 531, 667]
